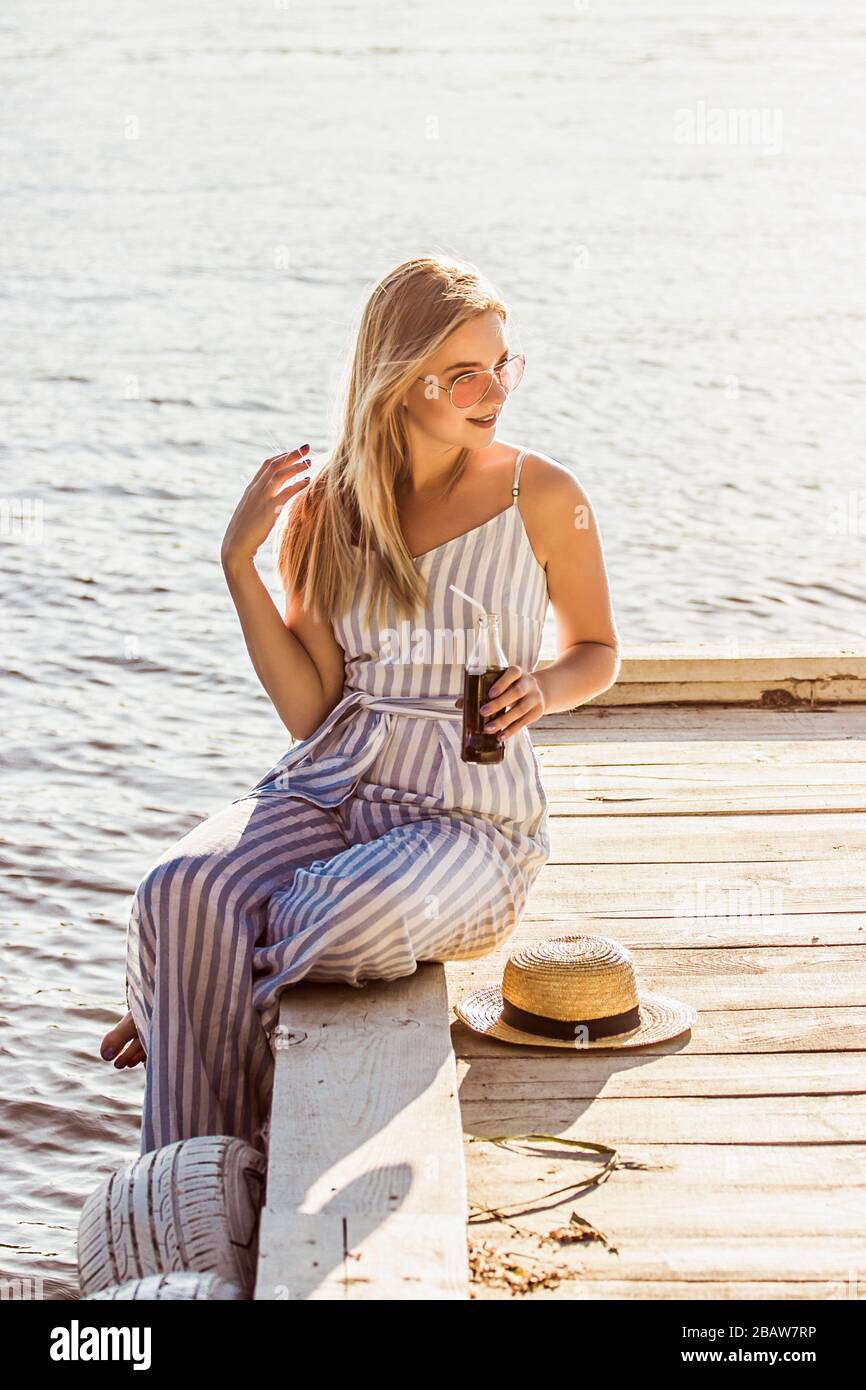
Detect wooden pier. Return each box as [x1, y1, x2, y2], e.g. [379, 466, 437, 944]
[255, 647, 866, 1300]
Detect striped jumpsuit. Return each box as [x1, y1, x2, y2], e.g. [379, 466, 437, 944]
[125, 448, 550, 1156]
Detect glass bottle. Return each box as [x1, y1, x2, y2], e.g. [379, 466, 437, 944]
[461, 612, 508, 764]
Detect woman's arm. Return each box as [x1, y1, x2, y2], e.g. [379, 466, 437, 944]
[531, 456, 622, 716]
[221, 446, 346, 741]
[222, 557, 346, 741]
[470, 455, 622, 741]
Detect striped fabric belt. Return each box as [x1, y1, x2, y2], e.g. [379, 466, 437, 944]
[360, 692, 463, 724]
[245, 686, 463, 805]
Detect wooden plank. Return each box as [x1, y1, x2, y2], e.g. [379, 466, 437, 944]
[456, 1052, 866, 1099]
[547, 813, 866, 863]
[469, 1165, 866, 1230]
[458, 1095, 865, 1142]
[534, 648, 866, 705]
[539, 792, 866, 814]
[485, 912, 866, 946]
[538, 762, 866, 789]
[586, 679, 866, 705]
[451, 1008, 866, 1055]
[535, 739, 866, 764]
[516, 860, 866, 915]
[563, 648, 866, 680]
[255, 967, 468, 1300]
[471, 1281, 854, 1300]
[471, 1243, 866, 1283]
[533, 706, 866, 736]
[525, 753, 866, 808]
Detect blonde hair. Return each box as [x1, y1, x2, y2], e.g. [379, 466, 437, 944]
[275, 254, 509, 631]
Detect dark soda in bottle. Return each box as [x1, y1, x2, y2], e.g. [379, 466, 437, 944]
[461, 612, 508, 764]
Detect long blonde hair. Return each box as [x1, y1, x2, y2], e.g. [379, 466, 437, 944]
[275, 254, 509, 631]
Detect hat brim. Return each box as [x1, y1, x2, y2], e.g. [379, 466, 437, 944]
[454, 986, 697, 1049]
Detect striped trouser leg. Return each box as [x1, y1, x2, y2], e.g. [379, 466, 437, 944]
[125, 791, 348, 1157]
[250, 803, 522, 1018]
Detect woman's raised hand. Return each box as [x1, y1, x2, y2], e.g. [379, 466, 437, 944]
[220, 443, 312, 570]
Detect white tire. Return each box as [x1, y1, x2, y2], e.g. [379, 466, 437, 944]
[84, 1271, 245, 1300]
[78, 1136, 266, 1298]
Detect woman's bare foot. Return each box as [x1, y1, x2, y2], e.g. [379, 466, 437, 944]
[101, 1010, 146, 1068]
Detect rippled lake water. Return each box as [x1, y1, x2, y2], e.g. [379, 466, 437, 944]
[1, 0, 864, 1297]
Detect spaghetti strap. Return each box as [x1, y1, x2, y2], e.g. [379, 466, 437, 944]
[511, 448, 527, 503]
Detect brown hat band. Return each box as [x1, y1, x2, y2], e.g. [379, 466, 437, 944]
[500, 1000, 642, 1041]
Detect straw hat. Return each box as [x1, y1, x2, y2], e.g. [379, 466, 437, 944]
[455, 934, 697, 1049]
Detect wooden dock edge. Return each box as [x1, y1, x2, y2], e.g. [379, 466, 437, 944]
[536, 646, 866, 708]
[255, 965, 469, 1300]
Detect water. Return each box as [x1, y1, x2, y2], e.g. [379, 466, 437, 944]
[1, 0, 864, 1298]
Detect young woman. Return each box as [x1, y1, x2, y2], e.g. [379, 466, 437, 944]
[99, 254, 621, 1157]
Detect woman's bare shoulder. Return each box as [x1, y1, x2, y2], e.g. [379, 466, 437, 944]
[517, 446, 589, 498]
[513, 447, 595, 568]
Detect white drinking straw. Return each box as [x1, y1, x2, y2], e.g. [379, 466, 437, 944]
[449, 582, 487, 614]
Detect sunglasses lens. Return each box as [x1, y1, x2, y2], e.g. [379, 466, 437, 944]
[451, 372, 491, 409]
[500, 355, 525, 392]
[449, 356, 525, 409]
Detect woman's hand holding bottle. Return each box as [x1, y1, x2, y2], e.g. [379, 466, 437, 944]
[455, 665, 547, 742]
